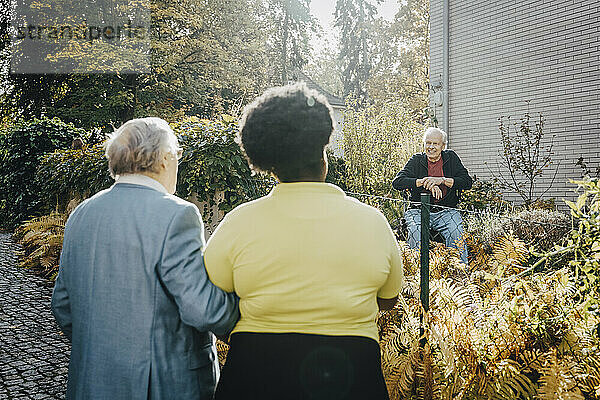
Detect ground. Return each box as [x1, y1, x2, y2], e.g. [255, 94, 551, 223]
[0, 233, 69, 399]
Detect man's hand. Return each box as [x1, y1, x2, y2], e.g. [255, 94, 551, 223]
[430, 185, 442, 200]
[416, 177, 444, 200]
[421, 176, 445, 190]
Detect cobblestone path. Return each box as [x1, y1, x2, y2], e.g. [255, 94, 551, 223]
[0, 233, 69, 399]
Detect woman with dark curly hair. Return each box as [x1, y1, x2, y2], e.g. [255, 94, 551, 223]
[204, 83, 403, 400]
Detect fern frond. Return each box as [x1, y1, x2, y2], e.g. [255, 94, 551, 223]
[487, 359, 536, 400]
[538, 349, 585, 400]
[489, 234, 529, 277]
[16, 212, 66, 279]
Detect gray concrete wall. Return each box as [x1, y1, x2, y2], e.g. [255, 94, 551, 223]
[429, 0, 600, 207]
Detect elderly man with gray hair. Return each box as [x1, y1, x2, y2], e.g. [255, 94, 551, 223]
[392, 127, 473, 264]
[51, 117, 239, 399]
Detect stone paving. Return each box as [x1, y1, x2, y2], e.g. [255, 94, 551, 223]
[0, 233, 69, 399]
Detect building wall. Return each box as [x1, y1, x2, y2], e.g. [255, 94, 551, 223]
[328, 107, 345, 158]
[430, 0, 600, 206]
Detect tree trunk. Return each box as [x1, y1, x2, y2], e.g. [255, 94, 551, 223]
[281, 10, 290, 85]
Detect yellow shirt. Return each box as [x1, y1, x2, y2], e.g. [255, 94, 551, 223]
[204, 182, 403, 341]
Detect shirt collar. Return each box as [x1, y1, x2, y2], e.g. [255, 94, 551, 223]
[270, 182, 345, 197]
[114, 173, 168, 194]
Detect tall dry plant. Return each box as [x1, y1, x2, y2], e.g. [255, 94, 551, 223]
[342, 99, 423, 197]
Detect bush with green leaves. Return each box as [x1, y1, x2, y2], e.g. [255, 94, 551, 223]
[173, 116, 271, 217]
[35, 116, 271, 223]
[561, 179, 600, 318]
[37, 143, 112, 213]
[325, 149, 347, 191]
[459, 177, 508, 211]
[0, 118, 84, 229]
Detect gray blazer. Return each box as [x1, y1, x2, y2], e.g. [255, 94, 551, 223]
[51, 183, 239, 399]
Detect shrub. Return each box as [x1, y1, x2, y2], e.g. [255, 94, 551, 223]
[503, 209, 571, 252]
[465, 208, 570, 256]
[342, 99, 423, 197]
[379, 251, 600, 399]
[459, 177, 508, 211]
[561, 178, 600, 319]
[173, 116, 269, 220]
[37, 144, 112, 214]
[487, 105, 559, 208]
[325, 149, 347, 191]
[0, 118, 84, 229]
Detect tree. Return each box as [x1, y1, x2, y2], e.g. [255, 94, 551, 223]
[1, 0, 271, 127]
[334, 0, 381, 102]
[487, 105, 559, 208]
[265, 0, 317, 85]
[366, 0, 430, 119]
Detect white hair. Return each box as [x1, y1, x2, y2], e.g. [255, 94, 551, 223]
[422, 127, 448, 145]
[105, 117, 179, 178]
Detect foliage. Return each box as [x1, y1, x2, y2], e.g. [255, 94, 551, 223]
[2, 67, 143, 130]
[334, 0, 381, 102]
[459, 178, 507, 211]
[325, 149, 348, 191]
[465, 208, 571, 268]
[0, 118, 84, 229]
[37, 144, 112, 214]
[560, 179, 600, 322]
[367, 0, 430, 119]
[380, 242, 600, 399]
[342, 98, 423, 196]
[173, 116, 270, 221]
[487, 105, 559, 208]
[148, 0, 271, 118]
[303, 37, 344, 97]
[14, 212, 67, 280]
[503, 209, 571, 252]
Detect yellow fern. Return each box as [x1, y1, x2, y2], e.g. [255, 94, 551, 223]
[16, 212, 66, 279]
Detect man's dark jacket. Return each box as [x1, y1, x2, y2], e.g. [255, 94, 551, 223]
[392, 149, 473, 209]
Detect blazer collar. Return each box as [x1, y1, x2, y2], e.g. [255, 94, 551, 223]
[114, 174, 168, 194]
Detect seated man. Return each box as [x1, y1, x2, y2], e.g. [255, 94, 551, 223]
[392, 127, 472, 264]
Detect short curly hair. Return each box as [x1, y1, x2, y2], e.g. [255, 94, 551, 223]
[238, 83, 334, 181]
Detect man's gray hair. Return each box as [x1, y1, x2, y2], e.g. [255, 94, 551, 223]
[105, 117, 179, 178]
[422, 127, 448, 145]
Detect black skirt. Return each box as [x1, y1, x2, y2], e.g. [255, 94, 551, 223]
[214, 332, 390, 400]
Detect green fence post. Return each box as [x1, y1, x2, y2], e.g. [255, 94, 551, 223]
[420, 193, 430, 347]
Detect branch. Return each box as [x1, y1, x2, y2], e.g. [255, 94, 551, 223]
[513, 244, 577, 279]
